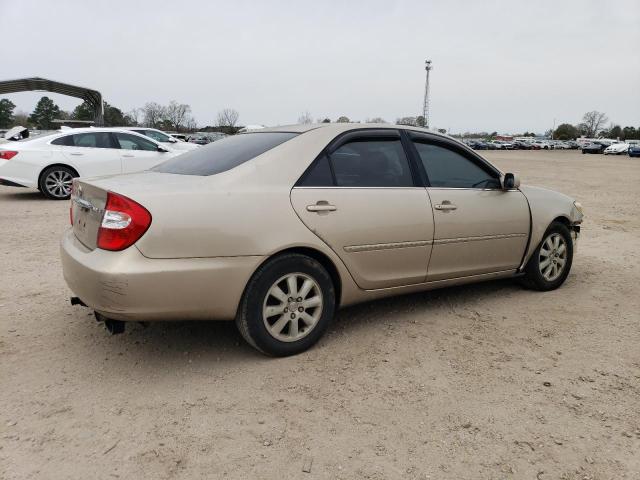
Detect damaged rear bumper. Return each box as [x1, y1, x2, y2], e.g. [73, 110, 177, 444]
[60, 228, 264, 322]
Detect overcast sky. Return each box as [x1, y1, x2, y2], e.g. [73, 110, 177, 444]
[1, 0, 639, 133]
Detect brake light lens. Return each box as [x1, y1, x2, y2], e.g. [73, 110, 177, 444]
[97, 191, 152, 251]
[0, 151, 18, 160]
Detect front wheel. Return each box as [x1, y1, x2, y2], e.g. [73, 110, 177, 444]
[521, 222, 574, 291]
[236, 254, 336, 356]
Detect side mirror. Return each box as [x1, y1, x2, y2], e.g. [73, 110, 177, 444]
[503, 172, 520, 189]
[168, 137, 177, 143]
[157, 145, 169, 153]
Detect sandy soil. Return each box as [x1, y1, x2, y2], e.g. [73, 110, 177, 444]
[1, 150, 639, 479]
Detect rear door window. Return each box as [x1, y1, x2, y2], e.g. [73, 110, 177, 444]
[154, 132, 298, 176]
[330, 138, 413, 187]
[52, 132, 114, 148]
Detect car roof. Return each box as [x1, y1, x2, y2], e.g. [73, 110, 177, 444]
[257, 122, 453, 140]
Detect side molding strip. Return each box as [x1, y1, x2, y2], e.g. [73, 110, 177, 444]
[344, 240, 433, 253]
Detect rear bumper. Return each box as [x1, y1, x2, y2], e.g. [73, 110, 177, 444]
[0, 159, 39, 188]
[60, 229, 264, 322]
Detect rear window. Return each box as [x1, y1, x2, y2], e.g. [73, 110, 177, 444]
[153, 132, 298, 176]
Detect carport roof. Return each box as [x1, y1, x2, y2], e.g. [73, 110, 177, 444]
[0, 77, 104, 123]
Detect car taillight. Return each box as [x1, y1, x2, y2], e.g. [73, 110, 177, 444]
[97, 191, 152, 251]
[0, 151, 18, 160]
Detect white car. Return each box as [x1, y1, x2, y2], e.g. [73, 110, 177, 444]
[531, 140, 553, 150]
[603, 143, 629, 155]
[0, 128, 184, 199]
[112, 127, 199, 151]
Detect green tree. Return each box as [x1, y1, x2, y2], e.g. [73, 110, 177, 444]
[0, 98, 16, 128]
[103, 102, 128, 126]
[336, 116, 350, 123]
[604, 124, 622, 140]
[29, 96, 60, 129]
[416, 116, 426, 127]
[71, 100, 95, 121]
[321, 118, 331, 123]
[553, 123, 579, 140]
[622, 126, 638, 140]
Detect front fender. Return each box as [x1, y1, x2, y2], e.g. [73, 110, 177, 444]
[519, 185, 582, 269]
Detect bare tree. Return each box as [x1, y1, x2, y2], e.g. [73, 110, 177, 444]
[127, 107, 141, 126]
[297, 111, 313, 124]
[217, 108, 239, 129]
[579, 111, 608, 137]
[165, 101, 192, 132]
[141, 102, 166, 128]
[396, 116, 417, 126]
[185, 116, 198, 132]
[366, 117, 386, 123]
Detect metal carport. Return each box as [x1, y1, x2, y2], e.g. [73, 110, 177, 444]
[0, 77, 104, 125]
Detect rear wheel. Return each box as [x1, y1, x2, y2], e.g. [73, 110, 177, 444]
[39, 165, 77, 200]
[236, 254, 335, 356]
[521, 221, 573, 291]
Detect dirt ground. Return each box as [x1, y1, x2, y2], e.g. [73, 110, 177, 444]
[1, 150, 639, 479]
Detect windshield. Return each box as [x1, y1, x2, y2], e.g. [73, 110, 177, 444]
[153, 132, 298, 176]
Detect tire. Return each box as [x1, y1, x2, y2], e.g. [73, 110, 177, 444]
[39, 165, 77, 200]
[236, 253, 336, 356]
[521, 221, 573, 291]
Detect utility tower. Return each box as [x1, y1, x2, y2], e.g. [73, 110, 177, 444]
[422, 60, 433, 128]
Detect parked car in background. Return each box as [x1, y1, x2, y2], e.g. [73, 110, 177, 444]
[603, 143, 629, 155]
[553, 141, 572, 150]
[581, 142, 607, 154]
[169, 133, 189, 142]
[0, 126, 30, 144]
[627, 144, 640, 158]
[0, 128, 184, 199]
[61, 123, 583, 356]
[513, 141, 532, 150]
[113, 127, 199, 151]
[188, 132, 228, 145]
[565, 141, 580, 149]
[531, 140, 553, 150]
[465, 140, 488, 150]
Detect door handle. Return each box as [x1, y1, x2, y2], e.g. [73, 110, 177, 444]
[122, 154, 135, 158]
[69, 152, 84, 156]
[306, 201, 336, 213]
[434, 202, 457, 211]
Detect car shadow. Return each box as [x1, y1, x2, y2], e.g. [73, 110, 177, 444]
[0, 189, 48, 201]
[90, 277, 522, 365]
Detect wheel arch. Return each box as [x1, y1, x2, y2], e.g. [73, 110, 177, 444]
[243, 246, 343, 311]
[38, 163, 80, 187]
[551, 215, 571, 227]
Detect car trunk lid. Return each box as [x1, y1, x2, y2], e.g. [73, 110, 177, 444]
[71, 180, 108, 250]
[71, 171, 206, 251]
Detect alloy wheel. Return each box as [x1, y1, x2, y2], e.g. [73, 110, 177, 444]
[538, 233, 567, 282]
[44, 170, 73, 198]
[262, 273, 323, 342]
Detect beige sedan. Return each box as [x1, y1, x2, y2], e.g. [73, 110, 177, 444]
[61, 124, 583, 356]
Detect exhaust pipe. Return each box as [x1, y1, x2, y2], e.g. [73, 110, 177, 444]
[70, 296, 87, 307]
[94, 311, 125, 335]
